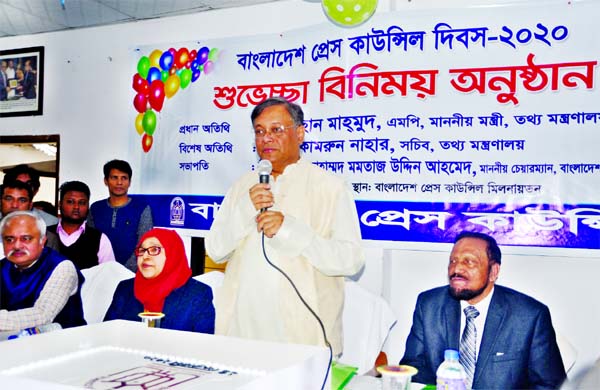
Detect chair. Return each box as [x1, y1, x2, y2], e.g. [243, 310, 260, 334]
[80, 262, 134, 324]
[338, 280, 397, 375]
[556, 331, 577, 374]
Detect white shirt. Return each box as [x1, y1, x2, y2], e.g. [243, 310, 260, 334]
[206, 159, 364, 355]
[460, 286, 494, 361]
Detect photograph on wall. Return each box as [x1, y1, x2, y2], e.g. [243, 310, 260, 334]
[0, 46, 44, 117]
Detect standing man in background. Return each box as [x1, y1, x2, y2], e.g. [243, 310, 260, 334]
[400, 231, 565, 389]
[3, 164, 59, 227]
[0, 61, 8, 101]
[48, 181, 115, 270]
[206, 97, 364, 356]
[0, 180, 60, 254]
[89, 159, 153, 272]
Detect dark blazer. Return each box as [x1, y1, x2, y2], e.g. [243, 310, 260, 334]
[400, 285, 566, 389]
[103, 277, 215, 334]
[22, 71, 36, 99]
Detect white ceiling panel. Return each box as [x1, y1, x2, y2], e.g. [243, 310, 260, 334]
[0, 0, 281, 38]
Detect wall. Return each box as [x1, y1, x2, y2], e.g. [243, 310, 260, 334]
[0, 0, 597, 379]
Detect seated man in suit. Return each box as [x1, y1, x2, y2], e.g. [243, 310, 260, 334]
[400, 231, 566, 389]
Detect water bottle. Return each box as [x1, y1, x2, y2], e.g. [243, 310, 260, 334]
[436, 349, 467, 390]
[6, 323, 62, 340]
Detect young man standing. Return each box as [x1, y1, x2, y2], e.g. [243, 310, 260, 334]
[48, 181, 115, 270]
[89, 160, 153, 271]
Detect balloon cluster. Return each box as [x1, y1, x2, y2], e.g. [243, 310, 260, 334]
[322, 0, 378, 28]
[132, 46, 219, 152]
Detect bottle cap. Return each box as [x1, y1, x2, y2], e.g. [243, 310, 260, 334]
[444, 349, 459, 360]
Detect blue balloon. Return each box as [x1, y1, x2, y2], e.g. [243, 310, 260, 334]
[192, 70, 201, 82]
[190, 59, 200, 72]
[159, 51, 174, 71]
[197, 46, 210, 66]
[146, 67, 161, 83]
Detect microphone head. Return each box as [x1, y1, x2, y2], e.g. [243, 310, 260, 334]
[257, 159, 273, 176]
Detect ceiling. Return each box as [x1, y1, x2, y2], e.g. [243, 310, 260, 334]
[0, 0, 281, 38]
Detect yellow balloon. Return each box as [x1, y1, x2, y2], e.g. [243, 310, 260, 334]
[149, 49, 163, 68]
[165, 74, 180, 99]
[135, 113, 144, 135]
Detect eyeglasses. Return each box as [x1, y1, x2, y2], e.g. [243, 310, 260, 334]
[254, 125, 296, 139]
[135, 246, 163, 257]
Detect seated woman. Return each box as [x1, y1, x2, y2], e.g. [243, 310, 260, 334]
[104, 228, 214, 333]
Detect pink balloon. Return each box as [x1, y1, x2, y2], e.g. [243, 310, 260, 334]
[133, 92, 148, 113]
[203, 60, 214, 75]
[148, 80, 165, 112]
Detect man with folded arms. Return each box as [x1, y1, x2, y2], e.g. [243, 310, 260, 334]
[0, 211, 86, 331]
[401, 231, 566, 389]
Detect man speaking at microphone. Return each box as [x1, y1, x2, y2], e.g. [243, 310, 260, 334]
[206, 97, 364, 355]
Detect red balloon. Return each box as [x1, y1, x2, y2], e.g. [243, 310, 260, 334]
[132, 74, 149, 95]
[148, 80, 165, 112]
[133, 92, 148, 113]
[142, 133, 153, 153]
[175, 48, 190, 69]
[189, 49, 197, 60]
[168, 47, 177, 56]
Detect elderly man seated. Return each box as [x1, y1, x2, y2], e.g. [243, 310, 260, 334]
[0, 211, 86, 331]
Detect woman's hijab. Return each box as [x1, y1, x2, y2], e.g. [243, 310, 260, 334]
[133, 228, 192, 312]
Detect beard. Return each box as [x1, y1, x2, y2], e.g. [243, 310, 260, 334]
[449, 281, 488, 301]
[448, 265, 491, 301]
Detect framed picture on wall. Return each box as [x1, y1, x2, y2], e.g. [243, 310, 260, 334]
[0, 46, 44, 117]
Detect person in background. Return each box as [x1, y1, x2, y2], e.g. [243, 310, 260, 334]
[0, 61, 8, 101]
[0, 180, 60, 254]
[206, 97, 364, 356]
[0, 211, 86, 330]
[3, 164, 59, 227]
[104, 228, 214, 334]
[400, 231, 566, 389]
[21, 59, 36, 99]
[88, 159, 153, 272]
[6, 59, 15, 79]
[33, 201, 57, 217]
[47, 181, 116, 270]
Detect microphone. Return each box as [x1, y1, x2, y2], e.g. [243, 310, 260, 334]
[257, 159, 273, 213]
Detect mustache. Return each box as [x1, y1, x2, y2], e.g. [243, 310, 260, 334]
[449, 272, 467, 279]
[7, 248, 31, 257]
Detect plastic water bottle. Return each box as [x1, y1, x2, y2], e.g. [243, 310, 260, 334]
[436, 349, 467, 390]
[6, 323, 62, 340]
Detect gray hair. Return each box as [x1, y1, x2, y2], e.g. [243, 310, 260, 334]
[250, 97, 304, 126]
[0, 210, 47, 243]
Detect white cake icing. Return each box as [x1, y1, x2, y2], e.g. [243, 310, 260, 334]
[0, 345, 265, 389]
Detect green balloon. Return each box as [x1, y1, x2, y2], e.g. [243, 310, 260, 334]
[180, 69, 192, 89]
[137, 56, 151, 79]
[161, 70, 169, 82]
[208, 48, 219, 62]
[142, 109, 157, 136]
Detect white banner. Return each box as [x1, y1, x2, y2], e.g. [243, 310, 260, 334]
[130, 2, 600, 248]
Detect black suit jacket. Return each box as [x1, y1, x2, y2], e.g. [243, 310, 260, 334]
[400, 285, 566, 389]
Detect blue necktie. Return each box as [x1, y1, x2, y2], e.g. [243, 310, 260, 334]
[460, 305, 480, 388]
